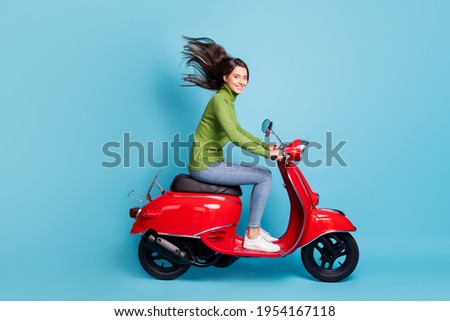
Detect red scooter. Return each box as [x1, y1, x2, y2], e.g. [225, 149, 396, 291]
[128, 120, 359, 281]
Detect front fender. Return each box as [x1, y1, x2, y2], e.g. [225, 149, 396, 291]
[299, 208, 357, 247]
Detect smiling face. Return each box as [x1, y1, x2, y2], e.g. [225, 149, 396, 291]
[223, 66, 248, 94]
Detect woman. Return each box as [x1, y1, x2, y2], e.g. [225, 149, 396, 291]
[182, 36, 282, 253]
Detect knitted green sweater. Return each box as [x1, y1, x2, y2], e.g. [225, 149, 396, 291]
[189, 84, 270, 172]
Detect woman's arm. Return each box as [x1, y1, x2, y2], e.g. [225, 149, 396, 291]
[213, 98, 270, 158]
[236, 125, 270, 150]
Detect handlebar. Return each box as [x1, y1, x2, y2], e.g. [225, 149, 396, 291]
[262, 120, 306, 162]
[270, 144, 287, 161]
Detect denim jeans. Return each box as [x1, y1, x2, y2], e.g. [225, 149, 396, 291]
[189, 162, 272, 228]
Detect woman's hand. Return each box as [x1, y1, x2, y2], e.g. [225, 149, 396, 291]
[270, 148, 283, 161]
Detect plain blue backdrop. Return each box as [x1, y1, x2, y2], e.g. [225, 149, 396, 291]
[1, 0, 449, 300]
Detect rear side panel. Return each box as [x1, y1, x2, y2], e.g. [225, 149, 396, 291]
[130, 192, 242, 236]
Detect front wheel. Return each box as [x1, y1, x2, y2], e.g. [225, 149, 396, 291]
[138, 238, 190, 280]
[301, 232, 359, 282]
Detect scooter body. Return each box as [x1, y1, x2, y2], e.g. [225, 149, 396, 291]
[128, 121, 359, 281]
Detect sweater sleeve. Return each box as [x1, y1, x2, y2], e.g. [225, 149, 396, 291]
[236, 125, 271, 150]
[213, 98, 270, 158]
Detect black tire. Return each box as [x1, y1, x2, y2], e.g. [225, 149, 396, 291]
[301, 232, 359, 282]
[138, 238, 190, 280]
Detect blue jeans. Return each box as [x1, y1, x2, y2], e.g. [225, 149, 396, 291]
[189, 162, 272, 228]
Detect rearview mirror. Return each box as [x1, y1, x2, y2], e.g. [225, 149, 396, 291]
[261, 119, 273, 137]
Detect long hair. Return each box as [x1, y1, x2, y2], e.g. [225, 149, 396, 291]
[181, 36, 249, 90]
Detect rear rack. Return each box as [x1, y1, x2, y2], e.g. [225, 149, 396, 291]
[127, 170, 165, 203]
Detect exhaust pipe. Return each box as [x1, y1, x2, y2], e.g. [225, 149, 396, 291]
[142, 232, 191, 265]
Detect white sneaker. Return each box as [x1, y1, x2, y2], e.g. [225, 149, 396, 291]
[243, 235, 280, 253]
[260, 228, 279, 242]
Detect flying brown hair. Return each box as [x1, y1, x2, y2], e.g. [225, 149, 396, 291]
[181, 36, 249, 90]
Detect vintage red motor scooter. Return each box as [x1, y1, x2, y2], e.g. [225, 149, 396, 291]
[128, 120, 359, 281]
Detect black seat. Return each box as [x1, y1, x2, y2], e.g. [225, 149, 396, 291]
[170, 174, 242, 197]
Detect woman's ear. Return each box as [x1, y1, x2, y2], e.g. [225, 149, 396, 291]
[223, 74, 228, 82]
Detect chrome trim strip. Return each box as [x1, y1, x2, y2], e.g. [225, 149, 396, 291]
[135, 208, 142, 220]
[137, 224, 237, 239]
[299, 230, 356, 248]
[158, 233, 201, 239]
[194, 224, 237, 237]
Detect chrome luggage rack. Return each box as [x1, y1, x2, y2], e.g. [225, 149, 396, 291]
[127, 171, 165, 203]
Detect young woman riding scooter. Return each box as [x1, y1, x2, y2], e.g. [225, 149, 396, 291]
[128, 37, 359, 280]
[182, 36, 283, 252]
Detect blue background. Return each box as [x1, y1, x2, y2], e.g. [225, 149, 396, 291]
[1, 0, 449, 300]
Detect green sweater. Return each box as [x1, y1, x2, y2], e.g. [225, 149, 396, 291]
[189, 84, 270, 172]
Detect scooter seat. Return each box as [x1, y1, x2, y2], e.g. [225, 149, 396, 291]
[170, 174, 242, 197]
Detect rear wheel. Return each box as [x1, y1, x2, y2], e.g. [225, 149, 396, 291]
[138, 238, 190, 280]
[301, 232, 358, 282]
